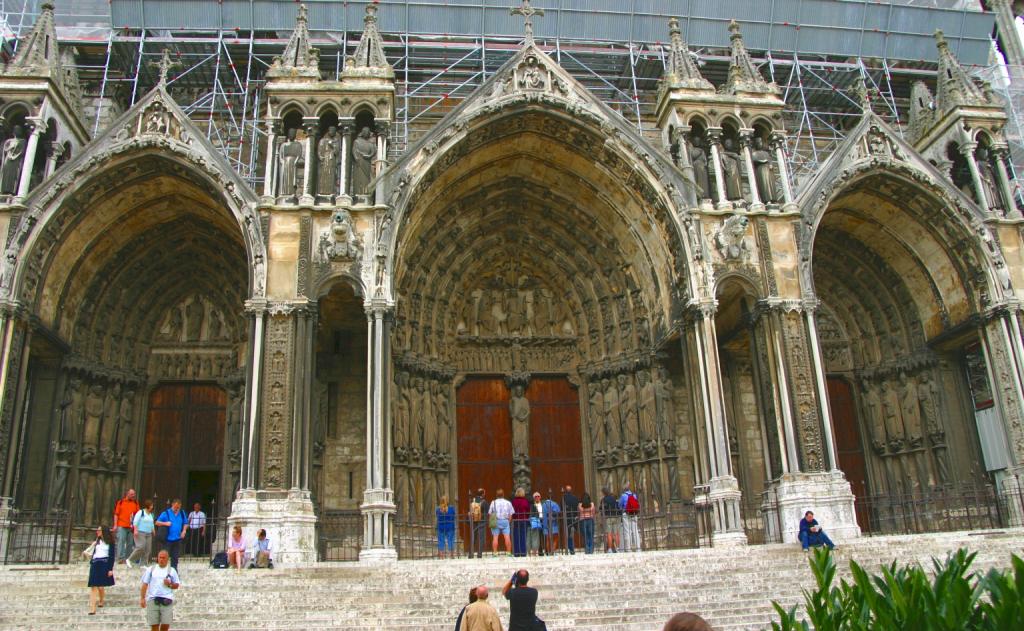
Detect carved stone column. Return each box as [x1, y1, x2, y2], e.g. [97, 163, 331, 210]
[739, 131, 762, 208]
[706, 129, 729, 209]
[770, 132, 794, 206]
[300, 120, 317, 205]
[361, 302, 397, 562]
[15, 118, 44, 199]
[374, 121, 390, 177]
[262, 119, 281, 201]
[0, 303, 31, 506]
[671, 126, 700, 208]
[339, 122, 353, 203]
[681, 302, 745, 545]
[961, 142, 991, 212]
[44, 142, 63, 179]
[228, 301, 316, 565]
[992, 146, 1021, 219]
[989, 0, 1024, 74]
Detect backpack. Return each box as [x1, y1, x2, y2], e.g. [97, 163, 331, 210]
[211, 551, 229, 568]
[624, 493, 640, 515]
[469, 499, 482, 522]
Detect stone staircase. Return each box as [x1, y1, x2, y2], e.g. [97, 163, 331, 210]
[1, 529, 1022, 631]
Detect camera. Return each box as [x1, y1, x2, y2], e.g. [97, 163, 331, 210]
[510, 571, 519, 587]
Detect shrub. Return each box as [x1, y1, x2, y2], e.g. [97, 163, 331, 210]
[768, 547, 1024, 630]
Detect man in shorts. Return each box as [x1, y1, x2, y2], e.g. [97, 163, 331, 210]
[600, 486, 620, 553]
[488, 488, 514, 555]
[140, 549, 181, 631]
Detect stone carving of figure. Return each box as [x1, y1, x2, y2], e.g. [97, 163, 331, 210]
[277, 127, 304, 200]
[687, 133, 710, 201]
[186, 299, 205, 341]
[720, 137, 744, 202]
[975, 147, 1004, 211]
[603, 377, 622, 453]
[588, 378, 606, 453]
[751, 137, 778, 203]
[654, 366, 676, 440]
[394, 371, 409, 449]
[82, 384, 105, 460]
[115, 389, 135, 456]
[435, 382, 450, 455]
[1, 125, 26, 194]
[880, 380, 904, 452]
[618, 373, 639, 456]
[533, 288, 553, 336]
[163, 306, 183, 342]
[48, 440, 75, 510]
[637, 369, 657, 442]
[860, 379, 886, 455]
[917, 371, 950, 484]
[509, 383, 530, 459]
[350, 126, 377, 200]
[317, 126, 341, 197]
[897, 372, 923, 444]
[423, 380, 439, 456]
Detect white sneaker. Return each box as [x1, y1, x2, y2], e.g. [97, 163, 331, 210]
[125, 559, 132, 568]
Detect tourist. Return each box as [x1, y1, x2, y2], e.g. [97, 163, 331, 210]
[561, 485, 579, 554]
[599, 487, 620, 553]
[436, 495, 457, 559]
[528, 491, 544, 556]
[185, 502, 207, 556]
[127, 499, 155, 567]
[468, 488, 489, 559]
[663, 612, 713, 631]
[140, 549, 181, 631]
[618, 483, 641, 552]
[112, 488, 140, 562]
[510, 487, 531, 557]
[488, 488, 514, 556]
[87, 526, 116, 615]
[154, 499, 187, 569]
[226, 525, 246, 571]
[502, 569, 539, 631]
[577, 493, 596, 554]
[799, 511, 836, 552]
[252, 528, 274, 568]
[453, 586, 479, 631]
[461, 584, 502, 631]
[540, 493, 561, 555]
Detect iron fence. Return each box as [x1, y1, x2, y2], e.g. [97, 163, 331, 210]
[1, 510, 71, 565]
[316, 510, 362, 562]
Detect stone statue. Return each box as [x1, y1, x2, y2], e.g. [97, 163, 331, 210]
[115, 389, 135, 456]
[48, 441, 75, 510]
[751, 137, 778, 203]
[917, 370, 950, 485]
[603, 377, 622, 451]
[654, 366, 676, 440]
[588, 378, 606, 451]
[720, 138, 744, 202]
[83, 384, 105, 460]
[409, 376, 424, 455]
[880, 380, 904, 452]
[687, 133, 710, 200]
[1, 125, 26, 194]
[423, 380, 439, 455]
[317, 125, 341, 196]
[860, 379, 886, 455]
[277, 127, 304, 199]
[637, 369, 657, 442]
[513, 453, 531, 493]
[897, 372, 923, 442]
[350, 125, 377, 199]
[435, 382, 450, 455]
[509, 383, 530, 459]
[186, 299, 204, 341]
[975, 147, 1004, 211]
[618, 373, 639, 449]
[394, 371, 409, 449]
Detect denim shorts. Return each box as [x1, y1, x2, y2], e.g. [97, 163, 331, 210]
[491, 518, 510, 535]
[437, 530, 455, 552]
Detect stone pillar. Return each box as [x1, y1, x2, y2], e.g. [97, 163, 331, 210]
[961, 142, 991, 212]
[804, 305, 838, 471]
[300, 120, 317, 205]
[339, 122, 353, 204]
[15, 119, 44, 199]
[707, 129, 729, 209]
[682, 303, 746, 545]
[374, 121, 389, 177]
[992, 146, 1021, 219]
[44, 142, 63, 179]
[990, 0, 1024, 77]
[980, 310, 1024, 468]
[739, 131, 762, 208]
[290, 303, 316, 491]
[361, 302, 397, 561]
[770, 133, 794, 206]
[228, 301, 316, 565]
[262, 119, 280, 201]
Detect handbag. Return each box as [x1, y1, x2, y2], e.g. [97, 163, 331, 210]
[488, 512, 497, 529]
[80, 541, 96, 561]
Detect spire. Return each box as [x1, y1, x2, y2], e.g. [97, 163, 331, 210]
[349, 3, 392, 72]
[664, 18, 713, 91]
[722, 20, 778, 96]
[907, 80, 936, 144]
[934, 29, 989, 111]
[267, 3, 320, 80]
[150, 49, 182, 89]
[5, 2, 60, 75]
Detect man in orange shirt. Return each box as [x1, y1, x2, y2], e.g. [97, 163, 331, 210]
[113, 488, 140, 562]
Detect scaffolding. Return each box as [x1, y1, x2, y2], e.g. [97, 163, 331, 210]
[2, 0, 1019, 192]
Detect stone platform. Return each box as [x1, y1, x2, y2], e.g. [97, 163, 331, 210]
[0, 530, 1022, 631]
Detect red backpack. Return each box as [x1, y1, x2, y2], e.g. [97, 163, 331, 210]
[625, 493, 640, 515]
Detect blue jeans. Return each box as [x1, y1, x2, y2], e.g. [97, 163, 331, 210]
[580, 519, 594, 554]
[800, 529, 835, 550]
[512, 521, 529, 557]
[437, 530, 455, 553]
[116, 526, 133, 561]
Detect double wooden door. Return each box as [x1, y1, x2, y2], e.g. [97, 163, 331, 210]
[827, 377, 871, 532]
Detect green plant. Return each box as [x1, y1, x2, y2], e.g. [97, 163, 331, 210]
[767, 548, 1022, 631]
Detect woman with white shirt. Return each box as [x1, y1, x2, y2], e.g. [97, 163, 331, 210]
[87, 526, 116, 615]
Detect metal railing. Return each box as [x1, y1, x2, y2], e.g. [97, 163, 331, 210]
[316, 510, 362, 562]
[1, 510, 72, 565]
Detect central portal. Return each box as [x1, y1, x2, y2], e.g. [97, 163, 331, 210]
[456, 376, 584, 500]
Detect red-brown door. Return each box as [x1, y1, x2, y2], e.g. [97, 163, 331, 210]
[527, 377, 585, 498]
[457, 377, 514, 543]
[141, 384, 225, 511]
[827, 377, 871, 532]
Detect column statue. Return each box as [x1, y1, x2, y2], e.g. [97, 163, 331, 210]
[880, 380, 904, 452]
[687, 133, 710, 201]
[277, 127, 304, 200]
[317, 126, 341, 197]
[975, 147, 1004, 212]
[1, 125, 26, 194]
[751, 137, 779, 203]
[350, 126, 378, 200]
[393, 371, 409, 451]
[654, 366, 676, 440]
[588, 378, 607, 459]
[422, 379, 439, 459]
[720, 137, 744, 202]
[917, 370, 950, 484]
[603, 377, 622, 459]
[509, 383, 530, 460]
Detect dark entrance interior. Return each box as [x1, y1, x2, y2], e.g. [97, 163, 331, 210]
[827, 376, 871, 532]
[142, 383, 226, 513]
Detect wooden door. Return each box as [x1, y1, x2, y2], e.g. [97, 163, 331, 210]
[527, 377, 585, 499]
[456, 376, 514, 503]
[827, 377, 871, 532]
[141, 384, 226, 509]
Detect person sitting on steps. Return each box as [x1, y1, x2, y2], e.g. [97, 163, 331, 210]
[798, 510, 836, 552]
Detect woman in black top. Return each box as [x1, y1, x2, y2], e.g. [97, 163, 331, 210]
[87, 526, 116, 614]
